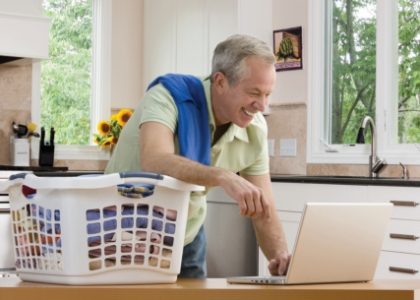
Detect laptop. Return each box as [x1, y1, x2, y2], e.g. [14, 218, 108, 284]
[227, 202, 392, 285]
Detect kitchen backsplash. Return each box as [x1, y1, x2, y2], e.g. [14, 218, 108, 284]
[0, 63, 32, 165]
[266, 102, 307, 175]
[266, 102, 420, 178]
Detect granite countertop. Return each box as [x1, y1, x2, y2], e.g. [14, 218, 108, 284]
[271, 175, 420, 187]
[0, 165, 68, 172]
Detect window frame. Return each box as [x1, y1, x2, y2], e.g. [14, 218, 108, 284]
[31, 0, 112, 161]
[308, 0, 420, 165]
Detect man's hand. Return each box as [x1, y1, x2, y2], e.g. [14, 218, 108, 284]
[218, 171, 270, 218]
[267, 251, 291, 275]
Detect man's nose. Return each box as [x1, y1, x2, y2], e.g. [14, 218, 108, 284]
[252, 96, 268, 112]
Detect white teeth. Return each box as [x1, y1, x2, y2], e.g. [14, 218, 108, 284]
[242, 108, 255, 117]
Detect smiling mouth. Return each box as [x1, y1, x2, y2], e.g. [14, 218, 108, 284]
[242, 108, 256, 117]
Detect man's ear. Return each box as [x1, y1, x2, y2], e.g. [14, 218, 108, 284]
[212, 72, 227, 91]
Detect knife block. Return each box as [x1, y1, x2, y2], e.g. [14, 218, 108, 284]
[39, 127, 55, 167]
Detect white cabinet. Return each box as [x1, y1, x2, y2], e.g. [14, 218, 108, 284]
[0, 12, 49, 59]
[375, 251, 420, 279]
[272, 182, 368, 212]
[204, 187, 257, 277]
[367, 186, 420, 279]
[367, 186, 420, 220]
[259, 181, 420, 279]
[142, 0, 272, 87]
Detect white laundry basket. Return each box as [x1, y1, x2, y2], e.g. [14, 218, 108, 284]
[1, 172, 203, 285]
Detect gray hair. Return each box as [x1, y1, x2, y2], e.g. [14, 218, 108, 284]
[211, 34, 275, 85]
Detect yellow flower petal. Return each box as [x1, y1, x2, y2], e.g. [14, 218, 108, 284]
[116, 109, 132, 127]
[97, 120, 111, 136]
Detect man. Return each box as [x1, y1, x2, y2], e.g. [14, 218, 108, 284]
[106, 34, 290, 278]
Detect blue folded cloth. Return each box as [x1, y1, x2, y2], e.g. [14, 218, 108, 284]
[147, 74, 211, 165]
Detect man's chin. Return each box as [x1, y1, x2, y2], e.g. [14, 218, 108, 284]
[234, 120, 252, 128]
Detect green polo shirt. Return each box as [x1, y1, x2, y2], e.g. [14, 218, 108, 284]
[105, 77, 269, 245]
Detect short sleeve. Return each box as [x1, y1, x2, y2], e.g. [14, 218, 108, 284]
[139, 84, 178, 132]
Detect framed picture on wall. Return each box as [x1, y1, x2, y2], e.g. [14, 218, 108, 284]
[273, 26, 303, 71]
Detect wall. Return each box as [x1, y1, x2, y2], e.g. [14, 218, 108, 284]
[271, 0, 308, 105]
[266, 0, 308, 175]
[0, 1, 43, 166]
[0, 0, 43, 16]
[111, 0, 144, 109]
[0, 62, 32, 165]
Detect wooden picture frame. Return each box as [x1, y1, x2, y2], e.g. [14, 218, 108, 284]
[273, 26, 303, 71]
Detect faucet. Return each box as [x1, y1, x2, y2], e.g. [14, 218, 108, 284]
[356, 116, 386, 178]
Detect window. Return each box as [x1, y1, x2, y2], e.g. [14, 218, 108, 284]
[41, 0, 93, 145]
[308, 0, 420, 165]
[31, 0, 111, 160]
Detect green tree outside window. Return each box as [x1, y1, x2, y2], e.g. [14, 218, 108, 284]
[41, 0, 93, 145]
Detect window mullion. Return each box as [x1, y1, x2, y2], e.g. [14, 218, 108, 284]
[376, 0, 398, 156]
[91, 0, 112, 143]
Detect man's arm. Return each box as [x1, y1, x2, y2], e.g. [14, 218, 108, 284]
[139, 121, 269, 218]
[242, 173, 290, 275]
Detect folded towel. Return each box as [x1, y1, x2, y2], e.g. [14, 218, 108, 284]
[147, 74, 211, 165]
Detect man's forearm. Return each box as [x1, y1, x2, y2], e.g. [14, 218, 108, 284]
[253, 212, 289, 260]
[243, 174, 289, 259]
[141, 152, 227, 187]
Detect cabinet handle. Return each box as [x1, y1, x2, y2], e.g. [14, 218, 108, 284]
[390, 200, 419, 207]
[389, 266, 419, 274]
[0, 207, 10, 214]
[389, 233, 419, 240]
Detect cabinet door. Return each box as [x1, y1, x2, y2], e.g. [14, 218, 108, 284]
[272, 182, 368, 212]
[375, 251, 420, 279]
[176, 0, 207, 75]
[205, 201, 257, 277]
[143, 0, 239, 86]
[207, 0, 238, 69]
[143, 0, 177, 85]
[367, 186, 420, 221]
[383, 219, 420, 255]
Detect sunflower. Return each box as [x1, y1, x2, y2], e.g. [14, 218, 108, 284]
[97, 120, 111, 136]
[116, 109, 133, 127]
[93, 108, 133, 150]
[101, 136, 114, 148]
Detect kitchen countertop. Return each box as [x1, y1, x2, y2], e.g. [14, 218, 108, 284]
[271, 175, 420, 187]
[1, 277, 420, 300]
[0, 165, 68, 172]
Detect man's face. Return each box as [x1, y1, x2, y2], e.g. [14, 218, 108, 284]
[214, 56, 276, 128]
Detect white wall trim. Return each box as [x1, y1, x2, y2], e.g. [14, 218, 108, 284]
[91, 0, 112, 138]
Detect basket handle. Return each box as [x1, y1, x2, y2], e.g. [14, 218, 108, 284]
[0, 172, 27, 192]
[119, 171, 163, 180]
[2, 171, 204, 193]
[119, 171, 205, 192]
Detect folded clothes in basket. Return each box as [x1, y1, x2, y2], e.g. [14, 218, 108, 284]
[86, 204, 176, 246]
[117, 183, 155, 198]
